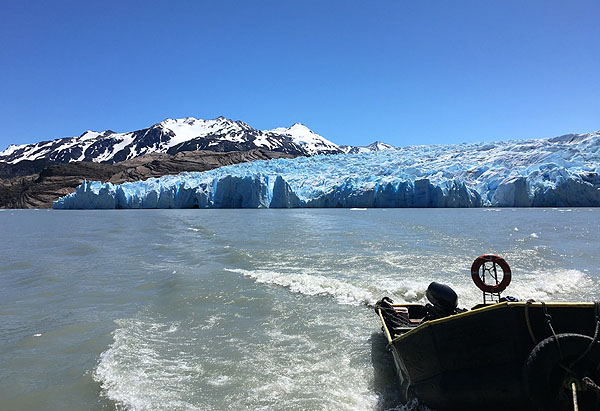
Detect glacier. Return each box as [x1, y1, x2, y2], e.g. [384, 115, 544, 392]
[53, 131, 600, 209]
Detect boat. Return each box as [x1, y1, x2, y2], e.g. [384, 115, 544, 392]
[375, 254, 600, 411]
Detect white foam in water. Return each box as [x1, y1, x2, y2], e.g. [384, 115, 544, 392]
[375, 278, 432, 303]
[226, 267, 464, 308]
[386, 399, 433, 411]
[511, 269, 593, 301]
[200, 315, 221, 330]
[235, 331, 380, 410]
[226, 268, 378, 306]
[376, 251, 467, 276]
[94, 318, 203, 411]
[206, 375, 230, 387]
[372, 266, 594, 308]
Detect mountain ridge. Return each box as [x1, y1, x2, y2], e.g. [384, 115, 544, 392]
[0, 116, 343, 165]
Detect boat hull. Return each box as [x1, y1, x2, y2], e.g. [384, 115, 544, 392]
[384, 302, 598, 410]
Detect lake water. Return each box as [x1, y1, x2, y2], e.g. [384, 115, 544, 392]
[1, 208, 599, 410]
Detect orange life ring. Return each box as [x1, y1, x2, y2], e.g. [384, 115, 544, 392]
[470, 254, 511, 293]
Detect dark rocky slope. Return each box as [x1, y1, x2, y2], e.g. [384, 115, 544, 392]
[0, 149, 296, 209]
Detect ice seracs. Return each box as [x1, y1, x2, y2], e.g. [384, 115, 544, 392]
[340, 141, 397, 154]
[54, 130, 600, 209]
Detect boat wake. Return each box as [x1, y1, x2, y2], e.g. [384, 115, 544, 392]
[95, 265, 593, 410]
[225, 268, 439, 307]
[95, 312, 382, 410]
[226, 265, 593, 310]
[226, 268, 379, 306]
[94, 318, 203, 410]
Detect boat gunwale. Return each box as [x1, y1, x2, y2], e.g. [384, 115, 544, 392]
[382, 301, 595, 343]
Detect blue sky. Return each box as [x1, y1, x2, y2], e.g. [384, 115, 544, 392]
[0, 0, 598, 149]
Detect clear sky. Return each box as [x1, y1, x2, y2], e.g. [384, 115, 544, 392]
[1, 0, 598, 149]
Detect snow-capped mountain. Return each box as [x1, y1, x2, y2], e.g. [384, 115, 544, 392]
[0, 116, 342, 165]
[55, 130, 600, 209]
[265, 123, 340, 155]
[340, 141, 397, 154]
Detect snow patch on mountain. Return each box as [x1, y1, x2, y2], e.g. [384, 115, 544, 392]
[1, 144, 26, 157]
[0, 116, 342, 165]
[265, 123, 340, 155]
[54, 130, 600, 209]
[159, 117, 250, 149]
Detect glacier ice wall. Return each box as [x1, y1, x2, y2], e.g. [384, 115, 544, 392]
[54, 131, 600, 209]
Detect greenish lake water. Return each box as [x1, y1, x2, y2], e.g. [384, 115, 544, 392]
[1, 208, 598, 410]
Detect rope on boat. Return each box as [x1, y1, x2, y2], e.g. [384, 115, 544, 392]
[525, 301, 600, 410]
[524, 299, 537, 344]
[567, 303, 600, 410]
[563, 302, 600, 411]
[571, 382, 579, 411]
[542, 302, 564, 361]
[571, 314, 600, 370]
[374, 297, 411, 340]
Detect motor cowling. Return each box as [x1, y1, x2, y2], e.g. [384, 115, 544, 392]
[425, 282, 459, 318]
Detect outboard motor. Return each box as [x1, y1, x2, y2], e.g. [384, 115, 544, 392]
[424, 282, 460, 321]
